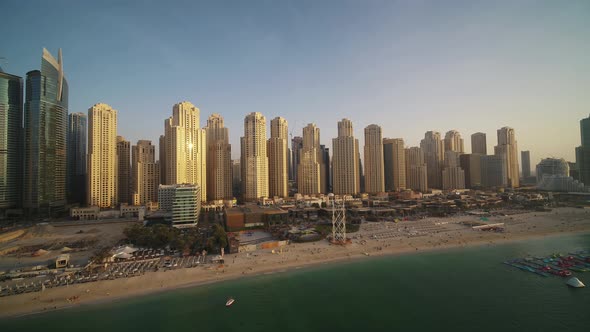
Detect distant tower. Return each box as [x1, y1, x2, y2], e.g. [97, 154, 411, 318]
[298, 123, 323, 195]
[576, 114, 590, 187]
[364, 124, 385, 194]
[444, 130, 464, 153]
[67, 112, 87, 205]
[420, 131, 444, 189]
[332, 119, 360, 195]
[88, 103, 118, 208]
[241, 112, 269, 201]
[205, 113, 232, 201]
[494, 127, 519, 187]
[471, 132, 487, 155]
[383, 138, 406, 191]
[405, 147, 428, 192]
[268, 117, 289, 198]
[521, 151, 531, 179]
[131, 140, 159, 205]
[117, 136, 131, 204]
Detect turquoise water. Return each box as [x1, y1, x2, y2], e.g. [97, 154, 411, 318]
[3, 233, 590, 332]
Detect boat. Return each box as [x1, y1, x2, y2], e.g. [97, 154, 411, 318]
[226, 297, 235, 307]
[566, 277, 585, 288]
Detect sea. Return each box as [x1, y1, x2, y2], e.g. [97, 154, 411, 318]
[3, 233, 590, 332]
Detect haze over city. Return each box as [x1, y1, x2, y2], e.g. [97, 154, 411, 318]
[3, 0, 589, 165]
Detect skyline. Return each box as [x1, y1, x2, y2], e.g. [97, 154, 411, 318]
[3, 1, 590, 166]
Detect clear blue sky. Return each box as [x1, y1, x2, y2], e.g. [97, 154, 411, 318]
[3, 0, 589, 167]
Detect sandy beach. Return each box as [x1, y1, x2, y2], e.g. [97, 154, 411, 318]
[1, 207, 589, 319]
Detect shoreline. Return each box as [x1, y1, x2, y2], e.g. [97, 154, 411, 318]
[1, 207, 589, 319]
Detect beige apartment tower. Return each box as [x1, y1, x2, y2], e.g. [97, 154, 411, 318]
[494, 127, 519, 187]
[444, 130, 464, 153]
[405, 147, 428, 193]
[131, 140, 160, 205]
[88, 103, 118, 208]
[159, 134, 166, 185]
[267, 117, 289, 198]
[364, 124, 385, 193]
[205, 114, 232, 201]
[332, 118, 360, 195]
[164, 101, 207, 202]
[116, 136, 130, 204]
[442, 151, 465, 190]
[298, 123, 324, 195]
[383, 138, 406, 191]
[241, 112, 269, 201]
[420, 131, 444, 189]
[471, 132, 487, 155]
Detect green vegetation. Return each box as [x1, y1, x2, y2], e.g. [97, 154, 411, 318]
[123, 224, 203, 251]
[206, 224, 228, 253]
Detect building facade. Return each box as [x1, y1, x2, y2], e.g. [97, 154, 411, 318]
[23, 48, 68, 215]
[471, 132, 487, 155]
[444, 130, 464, 153]
[521, 150, 531, 179]
[576, 114, 590, 187]
[459, 154, 482, 189]
[205, 114, 232, 200]
[268, 117, 289, 197]
[332, 119, 360, 195]
[87, 103, 118, 208]
[164, 101, 207, 202]
[298, 123, 324, 195]
[291, 136, 303, 187]
[0, 70, 23, 212]
[158, 184, 201, 228]
[494, 127, 519, 187]
[481, 155, 508, 188]
[67, 112, 87, 205]
[241, 112, 268, 201]
[405, 147, 428, 193]
[383, 138, 406, 192]
[420, 131, 444, 189]
[364, 124, 385, 194]
[131, 140, 160, 205]
[117, 136, 130, 204]
[442, 151, 465, 190]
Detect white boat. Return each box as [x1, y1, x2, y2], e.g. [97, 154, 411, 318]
[226, 298, 235, 307]
[566, 277, 585, 288]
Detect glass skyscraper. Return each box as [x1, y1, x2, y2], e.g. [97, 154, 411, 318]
[0, 70, 23, 212]
[23, 48, 69, 216]
[67, 112, 87, 205]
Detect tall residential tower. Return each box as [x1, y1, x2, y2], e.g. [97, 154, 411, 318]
[364, 124, 385, 193]
[241, 112, 268, 201]
[205, 114, 232, 200]
[267, 117, 289, 197]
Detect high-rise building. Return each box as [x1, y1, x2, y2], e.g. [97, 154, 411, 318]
[131, 140, 159, 205]
[88, 103, 118, 208]
[267, 117, 289, 197]
[471, 132, 487, 155]
[364, 125, 385, 194]
[444, 130, 464, 153]
[298, 123, 323, 195]
[494, 127, 519, 187]
[23, 48, 68, 215]
[159, 135, 166, 185]
[442, 151, 465, 190]
[332, 119, 360, 195]
[158, 184, 201, 228]
[521, 151, 531, 179]
[420, 131, 444, 189]
[405, 147, 428, 193]
[232, 159, 241, 199]
[0, 70, 23, 212]
[117, 136, 130, 204]
[575, 114, 590, 187]
[291, 136, 303, 186]
[383, 138, 406, 191]
[459, 154, 482, 189]
[320, 144, 331, 193]
[205, 114, 232, 201]
[481, 155, 508, 188]
[164, 101, 207, 202]
[67, 113, 87, 205]
[241, 112, 268, 201]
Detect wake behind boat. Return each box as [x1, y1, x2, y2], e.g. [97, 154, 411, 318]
[226, 297, 235, 307]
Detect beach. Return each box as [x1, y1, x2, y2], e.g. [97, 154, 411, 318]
[1, 207, 589, 319]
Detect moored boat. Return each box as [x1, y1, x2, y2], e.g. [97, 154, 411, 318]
[226, 297, 235, 307]
[566, 277, 585, 288]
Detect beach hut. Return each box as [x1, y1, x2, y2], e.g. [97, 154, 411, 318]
[56, 254, 70, 268]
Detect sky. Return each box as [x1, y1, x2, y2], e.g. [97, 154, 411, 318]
[2, 0, 589, 167]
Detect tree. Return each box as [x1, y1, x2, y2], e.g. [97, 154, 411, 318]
[206, 224, 228, 253]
